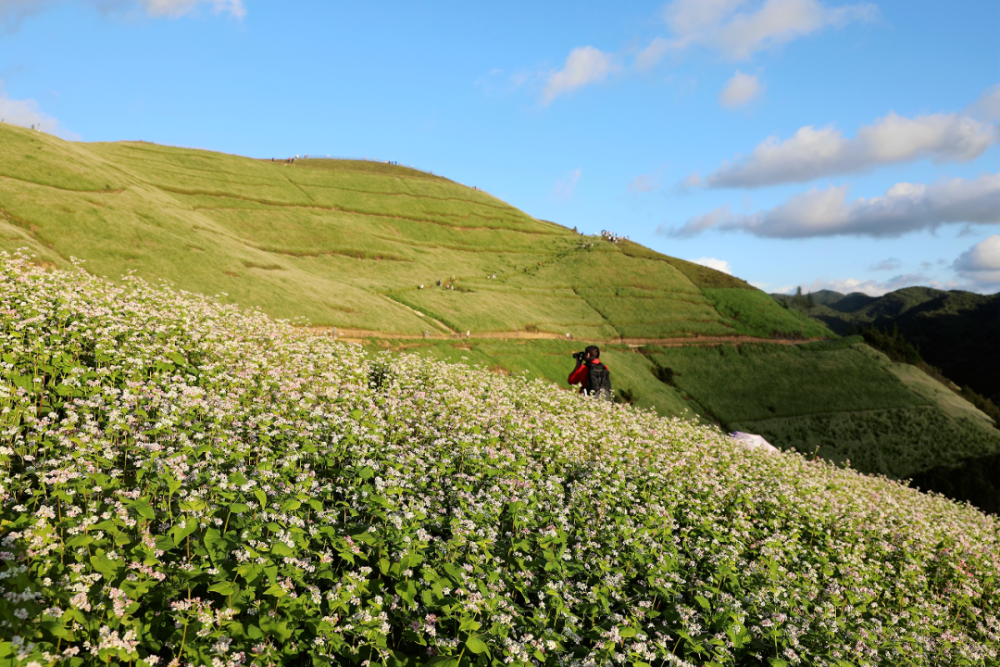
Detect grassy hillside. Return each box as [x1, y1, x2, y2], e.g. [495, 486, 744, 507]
[775, 287, 1000, 400]
[0, 123, 828, 340]
[387, 336, 1000, 487]
[4, 124, 999, 512]
[2, 256, 998, 667]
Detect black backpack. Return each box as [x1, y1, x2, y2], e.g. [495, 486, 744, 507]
[587, 362, 612, 400]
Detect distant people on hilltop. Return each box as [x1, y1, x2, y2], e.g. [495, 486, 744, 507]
[601, 230, 627, 243]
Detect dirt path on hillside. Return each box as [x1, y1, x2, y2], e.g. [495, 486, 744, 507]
[304, 325, 826, 348]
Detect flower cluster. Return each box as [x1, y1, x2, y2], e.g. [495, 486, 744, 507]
[0, 251, 997, 666]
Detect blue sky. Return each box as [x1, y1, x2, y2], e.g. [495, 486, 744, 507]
[2, 0, 998, 294]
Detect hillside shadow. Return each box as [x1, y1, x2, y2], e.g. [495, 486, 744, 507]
[909, 452, 1000, 517]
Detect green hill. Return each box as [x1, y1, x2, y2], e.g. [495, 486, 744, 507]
[775, 287, 1000, 401]
[1, 256, 997, 666]
[3, 123, 999, 513]
[0, 122, 825, 342]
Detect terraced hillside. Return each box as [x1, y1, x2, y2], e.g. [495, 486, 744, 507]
[0, 123, 826, 340]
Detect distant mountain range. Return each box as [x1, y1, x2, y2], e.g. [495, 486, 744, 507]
[774, 287, 1000, 402]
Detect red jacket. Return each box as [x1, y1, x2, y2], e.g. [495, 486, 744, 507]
[568, 358, 603, 393]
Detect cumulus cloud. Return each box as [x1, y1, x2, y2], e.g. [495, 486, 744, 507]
[0, 0, 244, 32]
[541, 47, 619, 105]
[635, 36, 670, 71]
[662, 173, 1000, 239]
[649, 0, 878, 64]
[0, 81, 78, 139]
[661, 204, 733, 237]
[719, 70, 763, 108]
[552, 168, 582, 199]
[673, 171, 704, 195]
[703, 109, 999, 188]
[967, 83, 1000, 123]
[952, 235, 1000, 291]
[688, 256, 733, 274]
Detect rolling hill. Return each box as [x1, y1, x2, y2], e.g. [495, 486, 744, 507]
[0, 122, 825, 342]
[2, 122, 998, 512]
[775, 287, 1000, 402]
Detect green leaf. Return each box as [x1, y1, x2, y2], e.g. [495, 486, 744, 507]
[620, 627, 637, 638]
[254, 489, 267, 508]
[695, 595, 711, 611]
[90, 554, 123, 579]
[395, 579, 417, 607]
[66, 534, 94, 548]
[209, 582, 238, 596]
[280, 499, 301, 512]
[271, 542, 294, 557]
[229, 503, 250, 514]
[171, 518, 199, 544]
[459, 618, 481, 632]
[131, 500, 155, 521]
[247, 624, 264, 640]
[465, 635, 488, 654]
[263, 584, 287, 598]
[179, 499, 206, 512]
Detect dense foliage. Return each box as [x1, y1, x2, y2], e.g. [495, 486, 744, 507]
[1, 254, 999, 667]
[856, 325, 922, 366]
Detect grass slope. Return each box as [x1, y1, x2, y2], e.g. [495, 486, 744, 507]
[0, 123, 826, 340]
[775, 287, 1000, 400]
[2, 256, 998, 667]
[375, 337, 1000, 493]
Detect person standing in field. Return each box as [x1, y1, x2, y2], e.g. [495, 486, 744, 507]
[568, 345, 612, 401]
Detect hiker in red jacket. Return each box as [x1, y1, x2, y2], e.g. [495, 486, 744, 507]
[568, 345, 612, 400]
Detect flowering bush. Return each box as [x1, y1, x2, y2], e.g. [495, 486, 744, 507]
[0, 252, 997, 667]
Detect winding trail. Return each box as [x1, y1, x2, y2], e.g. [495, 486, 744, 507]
[304, 325, 826, 347]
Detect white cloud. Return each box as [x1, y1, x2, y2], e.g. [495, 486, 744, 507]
[515, 1, 877, 106]
[663, 173, 1000, 239]
[659, 203, 732, 237]
[635, 36, 670, 71]
[552, 168, 582, 199]
[952, 235, 1000, 291]
[967, 83, 1000, 123]
[673, 171, 703, 195]
[688, 256, 733, 274]
[719, 70, 763, 109]
[0, 0, 244, 32]
[138, 0, 245, 18]
[541, 47, 618, 105]
[656, 0, 877, 62]
[0, 81, 78, 139]
[704, 109, 999, 188]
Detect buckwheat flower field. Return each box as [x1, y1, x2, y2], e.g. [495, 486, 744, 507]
[0, 253, 997, 667]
